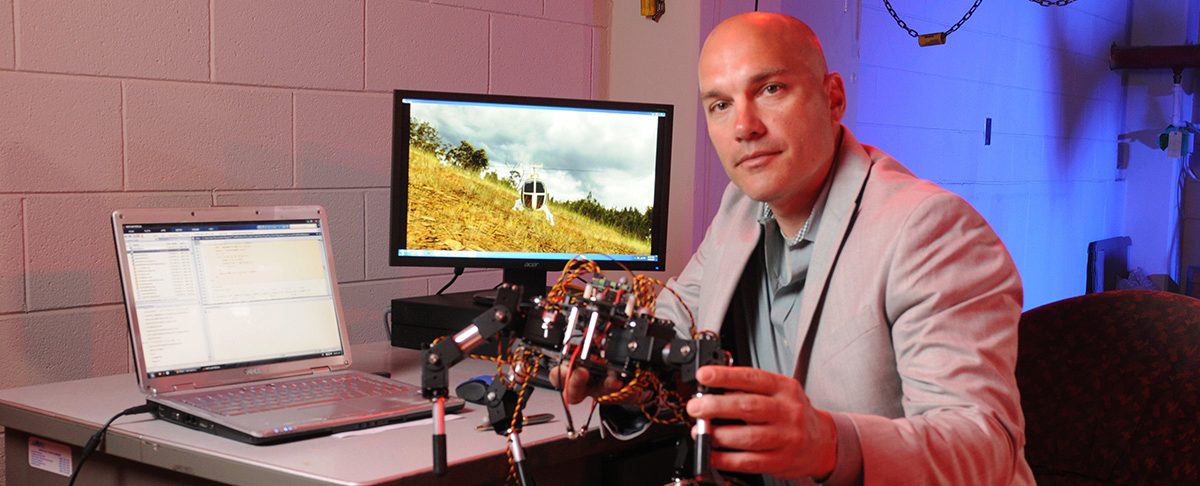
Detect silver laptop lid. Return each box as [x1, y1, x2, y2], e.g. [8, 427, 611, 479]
[112, 206, 353, 394]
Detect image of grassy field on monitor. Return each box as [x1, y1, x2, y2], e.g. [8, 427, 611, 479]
[405, 103, 658, 256]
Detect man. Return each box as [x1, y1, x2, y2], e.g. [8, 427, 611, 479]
[560, 12, 1033, 485]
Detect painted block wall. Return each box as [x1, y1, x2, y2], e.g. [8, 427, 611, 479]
[0, 0, 616, 476]
[852, 1, 1131, 309]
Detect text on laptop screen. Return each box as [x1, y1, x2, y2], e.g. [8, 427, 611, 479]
[120, 220, 344, 378]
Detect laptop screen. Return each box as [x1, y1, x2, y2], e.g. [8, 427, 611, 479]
[120, 218, 345, 379]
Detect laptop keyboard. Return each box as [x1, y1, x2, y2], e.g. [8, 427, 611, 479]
[177, 374, 409, 416]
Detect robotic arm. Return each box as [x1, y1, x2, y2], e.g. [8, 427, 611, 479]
[421, 284, 524, 477]
[419, 272, 734, 485]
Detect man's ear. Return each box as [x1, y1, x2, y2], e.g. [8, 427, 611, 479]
[824, 72, 847, 123]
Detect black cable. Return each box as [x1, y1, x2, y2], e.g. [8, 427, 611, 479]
[754, 0, 759, 11]
[68, 404, 153, 486]
[436, 267, 465, 295]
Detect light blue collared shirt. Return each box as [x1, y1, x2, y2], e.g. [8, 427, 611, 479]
[749, 173, 834, 376]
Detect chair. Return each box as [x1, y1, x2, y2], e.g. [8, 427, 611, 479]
[1085, 236, 1130, 294]
[1015, 290, 1200, 484]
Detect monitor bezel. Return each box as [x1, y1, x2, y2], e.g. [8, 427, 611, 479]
[389, 89, 673, 275]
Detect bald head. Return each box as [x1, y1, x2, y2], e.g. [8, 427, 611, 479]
[700, 13, 829, 87]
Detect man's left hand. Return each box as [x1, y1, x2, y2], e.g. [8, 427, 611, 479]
[686, 365, 838, 480]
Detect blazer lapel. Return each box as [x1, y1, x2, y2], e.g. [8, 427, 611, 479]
[790, 127, 872, 378]
[698, 194, 762, 334]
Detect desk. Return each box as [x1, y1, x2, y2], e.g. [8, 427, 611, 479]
[0, 342, 678, 485]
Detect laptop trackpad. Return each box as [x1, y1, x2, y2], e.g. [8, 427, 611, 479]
[299, 402, 368, 420]
[268, 402, 365, 426]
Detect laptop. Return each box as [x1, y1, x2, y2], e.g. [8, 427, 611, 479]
[112, 205, 463, 445]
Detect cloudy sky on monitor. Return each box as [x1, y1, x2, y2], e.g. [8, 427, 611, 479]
[411, 101, 659, 211]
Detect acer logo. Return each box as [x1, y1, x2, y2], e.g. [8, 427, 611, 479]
[524, 262, 538, 268]
[244, 368, 263, 375]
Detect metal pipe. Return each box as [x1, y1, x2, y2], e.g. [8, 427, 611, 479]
[1110, 44, 1200, 71]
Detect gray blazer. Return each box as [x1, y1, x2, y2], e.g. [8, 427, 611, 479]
[656, 127, 1034, 485]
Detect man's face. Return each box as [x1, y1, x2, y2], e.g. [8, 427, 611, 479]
[699, 19, 845, 214]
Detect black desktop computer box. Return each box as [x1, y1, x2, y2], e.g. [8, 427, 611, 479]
[390, 291, 500, 356]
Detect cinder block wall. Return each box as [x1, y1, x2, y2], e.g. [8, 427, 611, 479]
[851, 2, 1132, 309]
[0, 0, 609, 471]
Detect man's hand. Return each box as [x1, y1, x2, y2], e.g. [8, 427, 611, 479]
[686, 365, 838, 480]
[548, 362, 624, 404]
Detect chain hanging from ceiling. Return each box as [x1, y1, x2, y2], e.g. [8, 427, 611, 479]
[884, 0, 1081, 47]
[883, 0, 983, 47]
[1028, 0, 1079, 6]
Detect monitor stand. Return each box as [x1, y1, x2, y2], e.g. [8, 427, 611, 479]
[471, 268, 549, 306]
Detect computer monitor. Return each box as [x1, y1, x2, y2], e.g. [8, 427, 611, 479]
[389, 90, 674, 298]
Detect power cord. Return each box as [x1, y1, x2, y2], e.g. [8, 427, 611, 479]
[68, 404, 154, 486]
[384, 307, 393, 339]
[436, 267, 465, 295]
[385, 266, 467, 339]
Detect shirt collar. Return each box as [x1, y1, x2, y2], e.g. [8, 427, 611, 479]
[758, 172, 833, 247]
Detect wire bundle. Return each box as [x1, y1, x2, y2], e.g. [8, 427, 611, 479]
[460, 255, 707, 484]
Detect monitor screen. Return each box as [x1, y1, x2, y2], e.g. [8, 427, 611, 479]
[389, 90, 673, 296]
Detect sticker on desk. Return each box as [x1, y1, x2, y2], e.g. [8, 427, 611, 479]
[28, 436, 72, 477]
